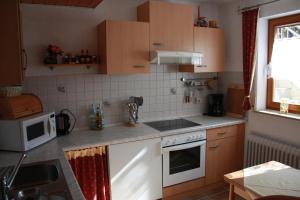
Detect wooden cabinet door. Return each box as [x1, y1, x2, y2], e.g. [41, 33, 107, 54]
[205, 136, 237, 185]
[0, 0, 24, 86]
[194, 27, 225, 73]
[98, 20, 149, 74]
[109, 138, 162, 200]
[138, 1, 194, 51]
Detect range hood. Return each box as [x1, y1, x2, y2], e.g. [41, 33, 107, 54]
[150, 50, 203, 65]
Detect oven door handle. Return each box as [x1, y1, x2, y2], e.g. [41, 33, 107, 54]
[162, 140, 206, 153]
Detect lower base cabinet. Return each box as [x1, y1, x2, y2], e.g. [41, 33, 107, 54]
[108, 138, 162, 200]
[205, 124, 245, 185]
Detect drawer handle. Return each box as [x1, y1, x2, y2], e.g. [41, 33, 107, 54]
[196, 65, 207, 68]
[217, 132, 226, 135]
[152, 42, 163, 46]
[133, 65, 145, 68]
[209, 145, 219, 149]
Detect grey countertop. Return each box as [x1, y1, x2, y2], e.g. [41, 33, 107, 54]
[0, 115, 245, 200]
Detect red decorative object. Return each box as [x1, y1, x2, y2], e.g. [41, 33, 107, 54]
[242, 8, 259, 111]
[195, 4, 207, 27]
[66, 147, 111, 200]
[48, 45, 63, 55]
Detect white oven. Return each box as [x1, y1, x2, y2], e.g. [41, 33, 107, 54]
[162, 130, 206, 187]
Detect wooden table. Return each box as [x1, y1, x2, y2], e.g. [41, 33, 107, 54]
[224, 161, 300, 200]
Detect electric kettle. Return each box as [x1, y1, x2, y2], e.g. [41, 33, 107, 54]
[55, 109, 76, 136]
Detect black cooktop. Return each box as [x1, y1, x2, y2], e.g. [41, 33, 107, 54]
[144, 119, 201, 132]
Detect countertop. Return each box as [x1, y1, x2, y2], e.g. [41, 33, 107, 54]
[0, 115, 245, 200]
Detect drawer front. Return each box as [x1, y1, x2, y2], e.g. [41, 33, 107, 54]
[207, 125, 238, 141]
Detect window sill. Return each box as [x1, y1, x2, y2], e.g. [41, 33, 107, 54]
[255, 109, 300, 121]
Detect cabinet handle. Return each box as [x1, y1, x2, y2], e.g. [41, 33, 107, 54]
[208, 145, 219, 149]
[152, 42, 163, 46]
[22, 49, 28, 70]
[133, 65, 145, 68]
[196, 65, 207, 68]
[217, 132, 226, 135]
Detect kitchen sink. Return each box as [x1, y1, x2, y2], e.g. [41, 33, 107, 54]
[1, 159, 72, 200]
[12, 162, 59, 188]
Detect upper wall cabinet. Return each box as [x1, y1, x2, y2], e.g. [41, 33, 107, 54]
[137, 1, 194, 52]
[179, 27, 225, 73]
[21, 0, 103, 8]
[98, 20, 150, 75]
[0, 0, 25, 86]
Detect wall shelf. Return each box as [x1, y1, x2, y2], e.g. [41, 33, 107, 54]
[46, 64, 99, 70]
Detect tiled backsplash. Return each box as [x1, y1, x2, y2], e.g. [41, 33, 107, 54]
[24, 65, 217, 128]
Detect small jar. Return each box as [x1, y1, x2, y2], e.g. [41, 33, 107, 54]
[280, 98, 289, 114]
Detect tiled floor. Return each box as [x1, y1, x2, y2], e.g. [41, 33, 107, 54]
[165, 185, 244, 200]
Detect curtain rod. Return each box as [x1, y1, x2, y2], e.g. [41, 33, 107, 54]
[238, 0, 280, 13]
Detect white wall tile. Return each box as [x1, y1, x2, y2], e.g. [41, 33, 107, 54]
[24, 64, 217, 128]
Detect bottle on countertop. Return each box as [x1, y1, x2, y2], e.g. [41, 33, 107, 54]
[89, 103, 103, 130]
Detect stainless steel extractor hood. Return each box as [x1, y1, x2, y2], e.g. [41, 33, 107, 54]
[150, 50, 203, 65]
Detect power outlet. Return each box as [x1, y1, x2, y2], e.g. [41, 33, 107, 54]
[197, 97, 203, 104]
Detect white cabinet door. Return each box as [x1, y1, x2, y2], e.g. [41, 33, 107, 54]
[109, 138, 162, 200]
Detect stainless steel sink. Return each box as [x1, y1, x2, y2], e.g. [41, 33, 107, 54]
[1, 159, 72, 200]
[12, 162, 59, 188]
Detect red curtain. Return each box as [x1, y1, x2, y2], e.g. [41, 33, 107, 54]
[242, 8, 259, 111]
[66, 147, 111, 200]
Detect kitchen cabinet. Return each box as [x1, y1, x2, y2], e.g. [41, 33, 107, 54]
[205, 124, 245, 185]
[108, 138, 162, 200]
[98, 20, 150, 75]
[0, 0, 25, 86]
[137, 1, 194, 51]
[179, 27, 225, 73]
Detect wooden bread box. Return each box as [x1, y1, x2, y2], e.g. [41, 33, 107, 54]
[0, 94, 43, 119]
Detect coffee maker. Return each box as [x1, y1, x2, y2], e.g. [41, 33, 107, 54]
[205, 94, 224, 116]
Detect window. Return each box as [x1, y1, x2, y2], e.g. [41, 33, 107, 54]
[267, 14, 300, 113]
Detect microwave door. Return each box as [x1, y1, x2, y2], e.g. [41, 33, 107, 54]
[22, 120, 46, 150]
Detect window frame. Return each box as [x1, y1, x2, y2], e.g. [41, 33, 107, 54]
[267, 13, 300, 114]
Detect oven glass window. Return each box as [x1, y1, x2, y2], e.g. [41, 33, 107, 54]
[26, 122, 45, 141]
[169, 146, 200, 174]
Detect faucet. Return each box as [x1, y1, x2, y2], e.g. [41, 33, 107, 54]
[1, 153, 26, 200]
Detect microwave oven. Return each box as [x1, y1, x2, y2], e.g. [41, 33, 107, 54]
[0, 112, 56, 151]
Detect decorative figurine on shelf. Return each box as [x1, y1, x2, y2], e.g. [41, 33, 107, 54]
[195, 5, 208, 27]
[43, 44, 64, 64]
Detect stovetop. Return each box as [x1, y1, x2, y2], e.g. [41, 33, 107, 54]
[144, 119, 201, 132]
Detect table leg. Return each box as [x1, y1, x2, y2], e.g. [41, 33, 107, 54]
[229, 184, 235, 200]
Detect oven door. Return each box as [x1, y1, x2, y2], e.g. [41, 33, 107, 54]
[162, 140, 206, 187]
